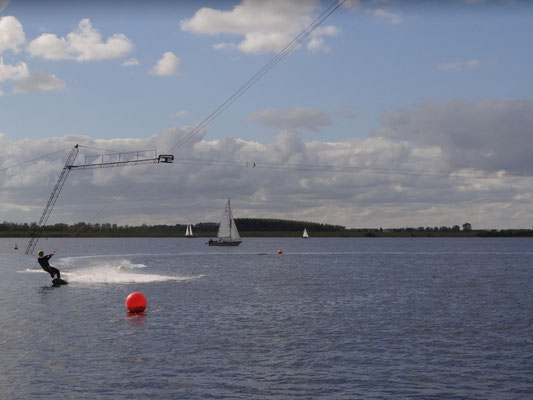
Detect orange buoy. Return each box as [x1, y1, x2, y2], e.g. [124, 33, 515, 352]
[277, 249, 283, 254]
[126, 292, 147, 312]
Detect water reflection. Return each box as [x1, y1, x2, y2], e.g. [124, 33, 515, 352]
[126, 311, 147, 326]
[39, 285, 61, 293]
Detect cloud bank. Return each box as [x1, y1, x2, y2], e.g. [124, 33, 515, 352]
[1, 99, 532, 229]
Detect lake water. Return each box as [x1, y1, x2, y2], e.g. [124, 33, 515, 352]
[1, 237, 532, 399]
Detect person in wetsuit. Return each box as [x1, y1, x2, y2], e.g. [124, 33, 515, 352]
[37, 250, 61, 279]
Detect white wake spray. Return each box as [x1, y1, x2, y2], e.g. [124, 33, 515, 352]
[64, 266, 194, 284]
[21, 255, 203, 285]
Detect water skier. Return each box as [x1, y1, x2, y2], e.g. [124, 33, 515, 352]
[37, 250, 61, 280]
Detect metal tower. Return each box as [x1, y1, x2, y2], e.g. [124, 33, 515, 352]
[25, 145, 174, 254]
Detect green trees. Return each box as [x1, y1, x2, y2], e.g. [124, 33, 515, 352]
[234, 218, 344, 232]
[0, 219, 531, 237]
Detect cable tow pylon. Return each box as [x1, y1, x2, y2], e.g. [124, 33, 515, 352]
[25, 145, 80, 255]
[25, 145, 174, 255]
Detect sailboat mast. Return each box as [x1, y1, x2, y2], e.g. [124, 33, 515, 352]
[227, 198, 231, 233]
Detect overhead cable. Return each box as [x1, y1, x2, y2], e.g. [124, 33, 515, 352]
[0, 147, 72, 173]
[166, 0, 347, 153]
[173, 157, 533, 181]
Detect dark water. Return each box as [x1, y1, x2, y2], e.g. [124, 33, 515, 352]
[1, 237, 532, 399]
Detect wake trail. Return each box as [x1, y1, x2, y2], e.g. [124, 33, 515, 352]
[64, 266, 198, 285]
[19, 255, 204, 285]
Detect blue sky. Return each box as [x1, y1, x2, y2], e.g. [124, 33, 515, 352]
[3, 0, 531, 142]
[1, 0, 533, 229]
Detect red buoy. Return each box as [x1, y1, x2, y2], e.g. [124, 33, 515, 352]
[277, 249, 283, 254]
[126, 292, 147, 312]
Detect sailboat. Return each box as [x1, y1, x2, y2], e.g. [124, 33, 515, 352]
[208, 198, 241, 246]
[185, 222, 195, 238]
[302, 228, 309, 239]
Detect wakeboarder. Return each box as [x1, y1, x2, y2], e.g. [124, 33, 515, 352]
[37, 250, 61, 280]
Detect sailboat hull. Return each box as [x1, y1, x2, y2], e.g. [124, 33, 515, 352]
[208, 239, 241, 246]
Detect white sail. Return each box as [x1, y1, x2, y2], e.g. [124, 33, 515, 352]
[217, 200, 231, 238]
[303, 228, 309, 238]
[230, 211, 240, 240]
[217, 198, 240, 240]
[185, 222, 194, 237]
[209, 198, 241, 246]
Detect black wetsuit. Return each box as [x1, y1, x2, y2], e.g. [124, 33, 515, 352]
[38, 254, 61, 279]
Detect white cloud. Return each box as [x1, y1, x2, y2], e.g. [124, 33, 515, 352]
[372, 8, 403, 24]
[2, 99, 533, 229]
[313, 25, 341, 37]
[0, 57, 64, 94]
[438, 58, 483, 71]
[466, 58, 481, 68]
[0, 15, 25, 53]
[181, 0, 339, 54]
[212, 42, 238, 51]
[122, 57, 139, 67]
[307, 26, 340, 53]
[13, 70, 65, 93]
[237, 31, 295, 54]
[27, 18, 133, 62]
[171, 110, 188, 119]
[248, 107, 333, 132]
[343, 0, 361, 8]
[307, 37, 329, 53]
[149, 52, 181, 76]
[0, 56, 28, 81]
[437, 62, 461, 71]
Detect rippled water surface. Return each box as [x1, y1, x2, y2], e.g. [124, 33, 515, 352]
[1, 237, 533, 399]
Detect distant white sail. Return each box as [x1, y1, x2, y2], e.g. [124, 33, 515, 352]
[185, 222, 194, 237]
[303, 228, 309, 238]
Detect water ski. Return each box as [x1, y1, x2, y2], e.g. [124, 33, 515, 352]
[52, 278, 68, 286]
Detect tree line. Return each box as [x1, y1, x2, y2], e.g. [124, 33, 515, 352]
[1, 220, 532, 237]
[0, 219, 344, 237]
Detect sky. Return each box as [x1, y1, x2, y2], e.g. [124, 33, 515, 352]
[1, 0, 533, 229]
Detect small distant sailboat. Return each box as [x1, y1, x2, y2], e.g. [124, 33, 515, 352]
[185, 222, 195, 238]
[14, 243, 18, 250]
[302, 228, 309, 239]
[208, 198, 241, 246]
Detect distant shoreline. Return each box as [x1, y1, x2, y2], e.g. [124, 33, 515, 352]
[2, 230, 533, 239]
[3, 219, 533, 239]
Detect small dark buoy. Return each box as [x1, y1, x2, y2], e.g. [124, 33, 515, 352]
[277, 249, 283, 254]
